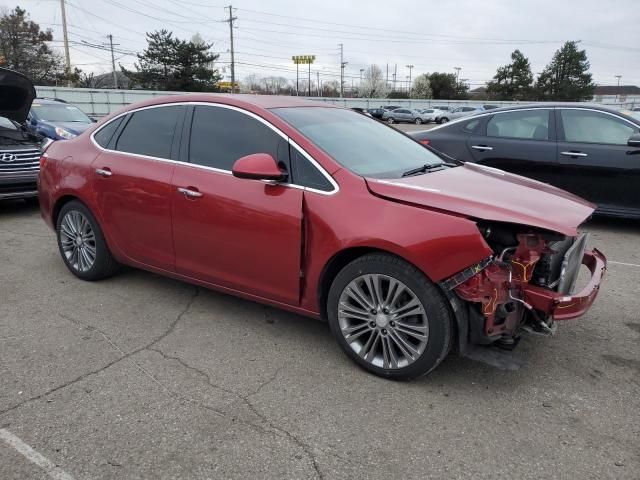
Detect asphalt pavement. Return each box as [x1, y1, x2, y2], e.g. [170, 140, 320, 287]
[1, 200, 638, 480]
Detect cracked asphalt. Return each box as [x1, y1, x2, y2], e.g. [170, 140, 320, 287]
[1, 200, 639, 480]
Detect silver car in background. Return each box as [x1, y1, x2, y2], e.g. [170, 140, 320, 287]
[382, 108, 431, 124]
[437, 106, 485, 124]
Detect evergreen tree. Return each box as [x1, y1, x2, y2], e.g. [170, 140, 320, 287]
[535, 41, 595, 101]
[123, 30, 221, 91]
[486, 49, 534, 100]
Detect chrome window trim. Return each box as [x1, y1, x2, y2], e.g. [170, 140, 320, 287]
[90, 101, 339, 196]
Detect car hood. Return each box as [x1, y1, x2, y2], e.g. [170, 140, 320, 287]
[365, 163, 595, 236]
[0, 68, 36, 123]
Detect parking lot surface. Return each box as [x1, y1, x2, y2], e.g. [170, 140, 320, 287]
[1, 201, 639, 480]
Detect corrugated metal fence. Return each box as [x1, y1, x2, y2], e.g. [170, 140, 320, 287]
[35, 86, 635, 118]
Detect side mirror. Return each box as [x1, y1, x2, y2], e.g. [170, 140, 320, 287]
[627, 133, 640, 148]
[232, 153, 285, 182]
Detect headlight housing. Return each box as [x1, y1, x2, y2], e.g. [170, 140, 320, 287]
[55, 127, 77, 139]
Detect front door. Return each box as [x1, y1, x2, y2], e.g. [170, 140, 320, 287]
[171, 105, 303, 305]
[90, 105, 185, 271]
[555, 108, 640, 214]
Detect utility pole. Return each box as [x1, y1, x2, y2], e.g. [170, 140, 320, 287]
[406, 64, 414, 96]
[59, 0, 72, 86]
[308, 62, 311, 96]
[386, 63, 389, 89]
[393, 64, 397, 92]
[317, 71, 320, 96]
[226, 5, 237, 93]
[107, 34, 118, 89]
[339, 43, 347, 98]
[454, 66, 461, 85]
[615, 75, 622, 103]
[359, 68, 364, 83]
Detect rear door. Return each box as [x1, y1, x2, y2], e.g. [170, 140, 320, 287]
[171, 104, 303, 304]
[555, 108, 640, 214]
[91, 105, 185, 270]
[466, 108, 559, 183]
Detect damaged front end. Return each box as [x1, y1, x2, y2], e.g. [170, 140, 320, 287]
[441, 223, 606, 355]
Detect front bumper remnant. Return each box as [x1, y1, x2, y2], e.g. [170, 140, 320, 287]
[522, 248, 606, 320]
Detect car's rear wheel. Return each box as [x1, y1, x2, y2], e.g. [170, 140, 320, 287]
[56, 200, 120, 281]
[440, 117, 449, 124]
[415, 118, 423, 125]
[386, 117, 395, 124]
[327, 253, 452, 379]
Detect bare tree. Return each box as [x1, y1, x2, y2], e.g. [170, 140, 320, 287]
[357, 65, 389, 98]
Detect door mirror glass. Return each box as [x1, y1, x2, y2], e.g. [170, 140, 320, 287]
[232, 153, 285, 181]
[627, 133, 640, 148]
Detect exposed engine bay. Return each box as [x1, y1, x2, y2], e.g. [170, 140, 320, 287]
[441, 222, 604, 353]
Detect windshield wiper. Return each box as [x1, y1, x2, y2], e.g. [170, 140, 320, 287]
[401, 163, 448, 177]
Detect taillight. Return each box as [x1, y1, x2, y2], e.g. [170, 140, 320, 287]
[420, 139, 430, 146]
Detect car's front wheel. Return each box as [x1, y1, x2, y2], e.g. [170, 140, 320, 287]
[386, 117, 395, 124]
[56, 200, 120, 281]
[415, 118, 423, 125]
[327, 253, 452, 379]
[439, 117, 449, 124]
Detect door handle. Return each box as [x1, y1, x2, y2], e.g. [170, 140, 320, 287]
[561, 151, 588, 158]
[471, 145, 493, 151]
[95, 168, 112, 177]
[177, 187, 203, 198]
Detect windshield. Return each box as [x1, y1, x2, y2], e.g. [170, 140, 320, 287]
[32, 104, 91, 123]
[272, 107, 444, 178]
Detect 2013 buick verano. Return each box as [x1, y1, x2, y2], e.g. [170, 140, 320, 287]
[38, 95, 606, 379]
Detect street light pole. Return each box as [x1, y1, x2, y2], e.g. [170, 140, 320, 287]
[454, 67, 461, 85]
[615, 75, 622, 103]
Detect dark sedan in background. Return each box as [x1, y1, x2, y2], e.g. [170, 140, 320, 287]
[410, 104, 640, 219]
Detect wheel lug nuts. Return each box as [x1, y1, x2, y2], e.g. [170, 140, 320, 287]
[369, 322, 376, 328]
[389, 321, 395, 327]
[383, 308, 389, 314]
[381, 329, 387, 335]
[371, 309, 377, 314]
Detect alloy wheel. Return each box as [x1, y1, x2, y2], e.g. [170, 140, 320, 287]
[337, 274, 429, 370]
[59, 210, 97, 272]
[387, 118, 394, 124]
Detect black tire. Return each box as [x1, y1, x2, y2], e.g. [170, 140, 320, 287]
[327, 253, 453, 380]
[56, 200, 120, 281]
[415, 118, 423, 125]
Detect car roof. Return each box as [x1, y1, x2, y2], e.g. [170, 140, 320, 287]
[117, 93, 336, 111]
[478, 102, 624, 115]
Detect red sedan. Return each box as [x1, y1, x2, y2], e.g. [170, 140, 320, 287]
[38, 95, 606, 379]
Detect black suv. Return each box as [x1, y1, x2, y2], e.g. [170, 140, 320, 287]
[0, 68, 45, 202]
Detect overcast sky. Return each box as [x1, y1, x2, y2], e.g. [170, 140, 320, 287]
[15, 0, 640, 88]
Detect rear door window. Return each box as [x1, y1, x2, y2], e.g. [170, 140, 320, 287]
[94, 117, 124, 148]
[115, 106, 182, 159]
[487, 110, 551, 140]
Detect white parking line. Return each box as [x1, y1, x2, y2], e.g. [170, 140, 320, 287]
[609, 261, 640, 268]
[0, 429, 75, 480]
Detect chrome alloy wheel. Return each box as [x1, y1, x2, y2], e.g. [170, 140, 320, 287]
[59, 210, 97, 272]
[337, 274, 429, 369]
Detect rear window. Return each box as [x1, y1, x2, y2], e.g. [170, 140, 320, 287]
[94, 117, 123, 148]
[115, 106, 181, 159]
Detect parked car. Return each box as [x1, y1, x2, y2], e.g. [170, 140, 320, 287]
[482, 105, 500, 110]
[39, 95, 606, 379]
[27, 98, 95, 140]
[382, 108, 429, 124]
[632, 107, 640, 112]
[437, 106, 484, 124]
[351, 107, 372, 117]
[416, 109, 439, 123]
[381, 105, 402, 111]
[410, 103, 640, 218]
[367, 108, 385, 119]
[0, 68, 47, 202]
